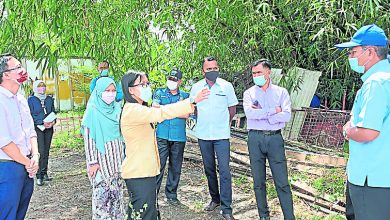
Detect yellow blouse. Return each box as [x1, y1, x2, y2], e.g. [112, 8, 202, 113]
[120, 99, 193, 179]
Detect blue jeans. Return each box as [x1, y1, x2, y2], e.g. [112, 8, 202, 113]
[198, 139, 232, 214]
[0, 161, 34, 220]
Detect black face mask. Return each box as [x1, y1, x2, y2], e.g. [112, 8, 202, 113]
[205, 71, 219, 82]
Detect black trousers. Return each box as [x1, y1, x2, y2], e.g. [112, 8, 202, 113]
[348, 180, 390, 220]
[247, 131, 295, 220]
[345, 182, 355, 220]
[35, 126, 54, 179]
[156, 138, 185, 199]
[125, 176, 157, 220]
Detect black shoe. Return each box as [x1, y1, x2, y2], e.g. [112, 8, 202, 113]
[204, 201, 220, 212]
[43, 174, 53, 181]
[222, 214, 236, 220]
[36, 178, 44, 186]
[166, 198, 180, 205]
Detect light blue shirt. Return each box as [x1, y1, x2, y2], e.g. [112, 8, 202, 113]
[190, 78, 238, 140]
[348, 59, 390, 187]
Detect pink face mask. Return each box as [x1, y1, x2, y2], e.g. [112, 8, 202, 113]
[101, 91, 116, 104]
[37, 86, 46, 94]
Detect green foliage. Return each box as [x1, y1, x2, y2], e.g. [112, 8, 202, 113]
[51, 127, 83, 150]
[312, 169, 345, 202]
[266, 180, 278, 200]
[0, 0, 388, 108]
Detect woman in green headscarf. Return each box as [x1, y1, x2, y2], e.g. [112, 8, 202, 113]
[81, 77, 125, 220]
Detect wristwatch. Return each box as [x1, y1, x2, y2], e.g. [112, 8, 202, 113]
[189, 96, 196, 105]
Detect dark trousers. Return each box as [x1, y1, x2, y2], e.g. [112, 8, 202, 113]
[35, 127, 54, 179]
[198, 139, 232, 214]
[247, 131, 295, 220]
[156, 138, 185, 199]
[348, 180, 390, 220]
[125, 176, 157, 220]
[345, 182, 355, 220]
[0, 161, 34, 220]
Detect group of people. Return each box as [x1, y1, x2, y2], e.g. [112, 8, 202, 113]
[80, 55, 296, 220]
[0, 23, 388, 220]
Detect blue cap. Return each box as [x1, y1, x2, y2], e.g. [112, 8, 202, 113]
[335, 24, 388, 49]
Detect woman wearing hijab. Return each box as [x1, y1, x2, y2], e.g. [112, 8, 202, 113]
[120, 70, 209, 220]
[81, 77, 126, 219]
[28, 80, 56, 186]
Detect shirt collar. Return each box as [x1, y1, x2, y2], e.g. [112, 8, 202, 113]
[165, 87, 180, 96]
[255, 80, 274, 92]
[361, 59, 389, 82]
[202, 78, 221, 88]
[0, 85, 16, 98]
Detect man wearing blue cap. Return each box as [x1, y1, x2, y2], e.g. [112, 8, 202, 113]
[336, 24, 390, 219]
[152, 68, 189, 205]
[89, 61, 123, 102]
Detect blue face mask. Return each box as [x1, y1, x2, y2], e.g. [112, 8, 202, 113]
[139, 86, 152, 102]
[253, 75, 267, 87]
[348, 49, 369, 74]
[100, 69, 109, 77]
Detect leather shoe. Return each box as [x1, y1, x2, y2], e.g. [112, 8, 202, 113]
[260, 217, 270, 220]
[204, 201, 220, 211]
[168, 198, 180, 205]
[36, 178, 44, 186]
[43, 174, 53, 181]
[222, 214, 236, 220]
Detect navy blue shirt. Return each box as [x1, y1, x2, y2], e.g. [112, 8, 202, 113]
[27, 96, 55, 125]
[153, 88, 189, 142]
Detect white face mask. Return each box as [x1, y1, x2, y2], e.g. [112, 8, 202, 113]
[101, 91, 116, 104]
[167, 80, 178, 90]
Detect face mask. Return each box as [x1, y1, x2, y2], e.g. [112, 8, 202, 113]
[37, 86, 46, 94]
[205, 71, 219, 82]
[100, 69, 109, 77]
[348, 49, 369, 74]
[253, 75, 267, 87]
[101, 91, 116, 104]
[139, 86, 152, 102]
[167, 80, 178, 90]
[13, 71, 28, 85]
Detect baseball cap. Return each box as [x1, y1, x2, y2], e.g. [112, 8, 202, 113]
[335, 24, 388, 49]
[168, 68, 183, 79]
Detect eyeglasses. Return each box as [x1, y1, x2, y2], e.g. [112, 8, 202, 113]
[131, 82, 151, 88]
[0, 65, 22, 74]
[167, 76, 179, 82]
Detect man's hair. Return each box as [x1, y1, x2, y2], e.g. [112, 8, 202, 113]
[0, 53, 12, 84]
[250, 58, 272, 71]
[99, 60, 110, 68]
[201, 56, 217, 70]
[375, 45, 388, 59]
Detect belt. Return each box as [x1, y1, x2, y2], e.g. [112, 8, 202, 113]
[249, 129, 281, 136]
[0, 159, 15, 163]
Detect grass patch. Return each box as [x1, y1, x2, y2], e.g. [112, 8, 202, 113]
[52, 127, 83, 151]
[57, 108, 85, 118]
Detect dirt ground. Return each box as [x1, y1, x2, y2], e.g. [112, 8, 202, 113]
[25, 144, 339, 220]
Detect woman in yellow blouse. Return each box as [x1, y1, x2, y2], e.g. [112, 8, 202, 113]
[120, 70, 209, 220]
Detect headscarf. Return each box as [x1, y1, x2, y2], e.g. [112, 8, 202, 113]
[33, 80, 47, 102]
[81, 77, 122, 154]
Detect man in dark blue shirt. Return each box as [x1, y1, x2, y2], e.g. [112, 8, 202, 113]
[153, 68, 189, 204]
